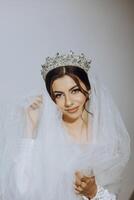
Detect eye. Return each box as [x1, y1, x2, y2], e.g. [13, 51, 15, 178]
[71, 88, 80, 94]
[55, 93, 63, 99]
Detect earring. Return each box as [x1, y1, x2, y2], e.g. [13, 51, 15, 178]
[89, 93, 91, 99]
[88, 91, 92, 99]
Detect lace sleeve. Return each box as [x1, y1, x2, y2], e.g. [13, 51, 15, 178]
[0, 94, 41, 199]
[82, 185, 117, 200]
[13, 139, 34, 195]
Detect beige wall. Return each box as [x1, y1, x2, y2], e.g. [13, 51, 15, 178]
[0, 0, 134, 199]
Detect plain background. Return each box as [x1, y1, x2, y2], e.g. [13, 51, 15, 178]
[0, 0, 134, 199]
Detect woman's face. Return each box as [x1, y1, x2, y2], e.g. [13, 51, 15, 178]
[52, 75, 89, 121]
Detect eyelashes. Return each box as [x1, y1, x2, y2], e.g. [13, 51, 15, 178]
[54, 88, 80, 99]
[71, 88, 80, 94]
[55, 93, 62, 99]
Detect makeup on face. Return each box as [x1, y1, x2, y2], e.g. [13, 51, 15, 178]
[65, 106, 80, 113]
[52, 75, 88, 119]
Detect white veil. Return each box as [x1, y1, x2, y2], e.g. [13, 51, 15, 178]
[0, 67, 130, 200]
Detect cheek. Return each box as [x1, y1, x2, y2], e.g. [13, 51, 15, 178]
[55, 99, 64, 109]
[73, 94, 86, 105]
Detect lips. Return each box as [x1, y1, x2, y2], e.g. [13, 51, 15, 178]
[66, 106, 79, 113]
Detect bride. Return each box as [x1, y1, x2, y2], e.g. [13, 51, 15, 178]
[0, 51, 130, 200]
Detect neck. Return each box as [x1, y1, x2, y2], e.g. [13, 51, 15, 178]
[62, 111, 89, 143]
[62, 110, 88, 128]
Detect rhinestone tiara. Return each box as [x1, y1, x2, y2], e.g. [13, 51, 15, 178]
[41, 51, 91, 79]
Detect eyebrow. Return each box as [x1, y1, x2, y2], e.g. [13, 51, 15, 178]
[53, 85, 79, 93]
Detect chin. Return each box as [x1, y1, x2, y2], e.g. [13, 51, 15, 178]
[64, 111, 82, 120]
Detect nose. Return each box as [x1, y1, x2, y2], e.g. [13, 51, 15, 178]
[64, 94, 73, 107]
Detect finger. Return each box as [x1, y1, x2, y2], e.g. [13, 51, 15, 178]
[36, 95, 43, 101]
[30, 99, 43, 109]
[34, 98, 43, 105]
[35, 97, 43, 103]
[81, 181, 87, 188]
[75, 189, 84, 196]
[75, 171, 82, 180]
[74, 190, 81, 195]
[34, 100, 42, 107]
[28, 104, 36, 110]
[74, 185, 78, 190]
[81, 175, 95, 183]
[31, 96, 43, 106]
[29, 103, 39, 109]
[74, 183, 86, 191]
[81, 177, 90, 183]
[75, 190, 84, 196]
[75, 171, 82, 186]
[75, 179, 81, 187]
[75, 186, 83, 192]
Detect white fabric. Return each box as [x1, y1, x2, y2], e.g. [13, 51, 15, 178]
[0, 68, 130, 200]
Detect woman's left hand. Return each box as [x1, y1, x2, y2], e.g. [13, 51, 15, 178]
[74, 171, 97, 199]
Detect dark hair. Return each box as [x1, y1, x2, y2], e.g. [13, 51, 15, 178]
[45, 66, 93, 116]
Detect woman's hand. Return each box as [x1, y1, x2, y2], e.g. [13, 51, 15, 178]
[25, 95, 43, 136]
[74, 171, 97, 199]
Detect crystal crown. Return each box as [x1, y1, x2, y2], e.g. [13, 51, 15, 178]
[41, 51, 91, 79]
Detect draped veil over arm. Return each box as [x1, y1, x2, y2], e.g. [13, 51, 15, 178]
[0, 68, 130, 200]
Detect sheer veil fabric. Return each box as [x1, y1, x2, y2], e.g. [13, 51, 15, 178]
[0, 68, 130, 200]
